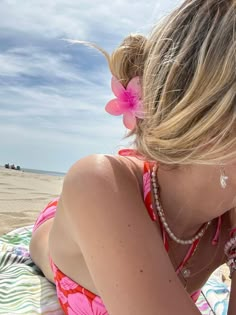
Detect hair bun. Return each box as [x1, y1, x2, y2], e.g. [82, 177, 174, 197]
[109, 34, 147, 87]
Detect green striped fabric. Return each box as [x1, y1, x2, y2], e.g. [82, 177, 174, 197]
[0, 226, 63, 315]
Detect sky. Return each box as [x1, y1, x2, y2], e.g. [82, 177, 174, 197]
[0, 0, 181, 173]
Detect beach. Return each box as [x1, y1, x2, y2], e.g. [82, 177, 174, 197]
[0, 166, 63, 235]
[0, 166, 231, 286]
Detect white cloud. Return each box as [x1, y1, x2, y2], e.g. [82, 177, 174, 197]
[0, 0, 166, 40]
[0, 83, 106, 112]
[0, 0, 182, 171]
[0, 45, 111, 114]
[0, 46, 96, 84]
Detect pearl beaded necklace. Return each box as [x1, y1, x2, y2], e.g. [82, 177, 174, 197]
[151, 164, 211, 245]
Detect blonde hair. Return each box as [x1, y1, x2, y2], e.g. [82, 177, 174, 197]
[69, 0, 236, 165]
[111, 0, 236, 165]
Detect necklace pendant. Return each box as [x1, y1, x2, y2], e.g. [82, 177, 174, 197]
[220, 175, 228, 189]
[182, 268, 191, 278]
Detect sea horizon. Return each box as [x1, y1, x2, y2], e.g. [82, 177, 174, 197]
[23, 167, 66, 177]
[1, 165, 66, 177]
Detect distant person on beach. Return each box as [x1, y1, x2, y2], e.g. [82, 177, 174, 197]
[29, 1, 236, 314]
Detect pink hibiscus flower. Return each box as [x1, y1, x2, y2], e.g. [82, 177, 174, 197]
[105, 76, 144, 130]
[60, 276, 79, 291]
[67, 293, 109, 315]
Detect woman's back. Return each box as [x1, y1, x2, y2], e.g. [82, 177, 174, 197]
[31, 154, 144, 294]
[31, 153, 231, 313]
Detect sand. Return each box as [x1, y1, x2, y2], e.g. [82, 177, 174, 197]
[0, 166, 231, 285]
[0, 166, 63, 235]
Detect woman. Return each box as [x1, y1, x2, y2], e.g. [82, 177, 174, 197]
[29, 0, 236, 314]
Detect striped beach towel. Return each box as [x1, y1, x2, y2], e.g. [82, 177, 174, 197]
[0, 225, 63, 315]
[0, 226, 231, 314]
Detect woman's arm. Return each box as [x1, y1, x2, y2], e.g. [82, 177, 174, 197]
[62, 154, 202, 315]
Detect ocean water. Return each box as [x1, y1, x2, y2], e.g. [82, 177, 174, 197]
[22, 168, 66, 177]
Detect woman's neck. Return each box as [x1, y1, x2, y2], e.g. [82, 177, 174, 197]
[155, 163, 230, 240]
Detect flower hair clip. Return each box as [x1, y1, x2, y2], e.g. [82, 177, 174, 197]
[105, 76, 144, 130]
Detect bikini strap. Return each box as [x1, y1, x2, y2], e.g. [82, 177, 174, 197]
[118, 149, 158, 221]
[142, 161, 159, 219]
[118, 149, 145, 160]
[212, 216, 222, 245]
[142, 161, 171, 251]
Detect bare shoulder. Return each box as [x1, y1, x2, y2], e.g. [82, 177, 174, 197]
[63, 153, 143, 193]
[60, 154, 200, 315]
[60, 153, 145, 239]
